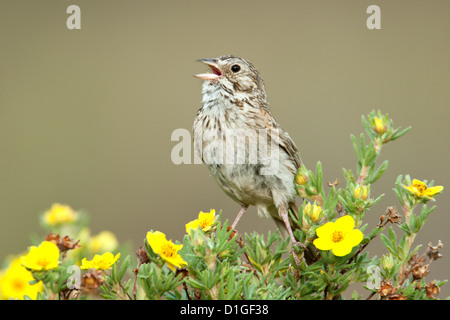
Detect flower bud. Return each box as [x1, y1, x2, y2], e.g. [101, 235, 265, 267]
[295, 171, 309, 186]
[381, 254, 393, 271]
[353, 185, 369, 200]
[303, 203, 323, 222]
[373, 117, 387, 134]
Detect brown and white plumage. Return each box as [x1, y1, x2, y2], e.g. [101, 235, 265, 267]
[193, 55, 302, 245]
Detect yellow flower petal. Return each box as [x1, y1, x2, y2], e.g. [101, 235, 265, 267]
[403, 184, 416, 194]
[334, 215, 355, 232]
[80, 258, 92, 270]
[185, 220, 200, 235]
[21, 241, 60, 271]
[425, 186, 444, 197]
[344, 229, 364, 247]
[198, 210, 216, 231]
[313, 237, 333, 251]
[80, 252, 120, 270]
[146, 231, 186, 270]
[331, 241, 353, 257]
[0, 258, 43, 300]
[146, 231, 167, 255]
[185, 209, 216, 235]
[315, 221, 334, 239]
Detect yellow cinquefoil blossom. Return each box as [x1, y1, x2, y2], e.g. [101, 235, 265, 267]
[80, 252, 120, 270]
[146, 231, 186, 271]
[313, 215, 363, 257]
[304, 203, 323, 222]
[44, 203, 77, 226]
[88, 231, 119, 254]
[21, 241, 60, 271]
[0, 258, 43, 300]
[403, 179, 443, 200]
[185, 209, 216, 234]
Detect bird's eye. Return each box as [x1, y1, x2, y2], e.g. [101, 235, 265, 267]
[231, 64, 241, 73]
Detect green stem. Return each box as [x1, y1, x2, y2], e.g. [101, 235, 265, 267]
[398, 200, 418, 284]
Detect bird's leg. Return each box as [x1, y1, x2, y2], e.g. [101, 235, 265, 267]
[279, 206, 300, 245]
[231, 204, 249, 229]
[279, 206, 305, 266]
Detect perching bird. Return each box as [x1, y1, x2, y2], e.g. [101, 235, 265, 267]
[193, 55, 302, 247]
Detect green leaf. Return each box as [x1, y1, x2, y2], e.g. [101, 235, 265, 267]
[350, 134, 361, 161]
[399, 223, 412, 236]
[118, 255, 131, 282]
[362, 115, 375, 140]
[368, 160, 388, 183]
[380, 234, 397, 256]
[316, 161, 323, 194]
[391, 126, 411, 141]
[308, 169, 318, 191]
[388, 227, 397, 246]
[393, 187, 404, 206]
[364, 143, 377, 166]
[367, 225, 384, 239]
[371, 193, 385, 206]
[360, 133, 366, 161]
[112, 261, 119, 283]
[397, 234, 408, 261]
[410, 214, 420, 233]
[28, 279, 40, 286]
[342, 168, 355, 184]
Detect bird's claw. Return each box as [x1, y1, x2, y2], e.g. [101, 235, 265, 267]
[291, 240, 306, 250]
[289, 240, 307, 267]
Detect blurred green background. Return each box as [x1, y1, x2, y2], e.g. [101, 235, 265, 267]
[1, 0, 449, 296]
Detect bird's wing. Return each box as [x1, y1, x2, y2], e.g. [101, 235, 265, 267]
[278, 127, 302, 170]
[259, 106, 302, 171]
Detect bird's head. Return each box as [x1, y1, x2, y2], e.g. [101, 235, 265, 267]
[195, 55, 266, 97]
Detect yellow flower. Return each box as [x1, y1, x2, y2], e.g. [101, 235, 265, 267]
[403, 179, 443, 200]
[313, 215, 363, 257]
[304, 203, 323, 222]
[88, 231, 119, 254]
[373, 117, 387, 134]
[185, 209, 216, 234]
[80, 252, 120, 270]
[354, 185, 369, 200]
[146, 231, 186, 271]
[0, 258, 43, 300]
[295, 171, 309, 186]
[44, 203, 77, 226]
[21, 241, 60, 271]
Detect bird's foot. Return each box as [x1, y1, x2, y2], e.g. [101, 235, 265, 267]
[291, 240, 306, 250]
[289, 240, 307, 267]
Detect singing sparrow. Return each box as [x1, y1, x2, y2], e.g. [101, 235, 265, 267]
[193, 55, 302, 247]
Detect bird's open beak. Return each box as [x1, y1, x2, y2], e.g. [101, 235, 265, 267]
[194, 58, 223, 80]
